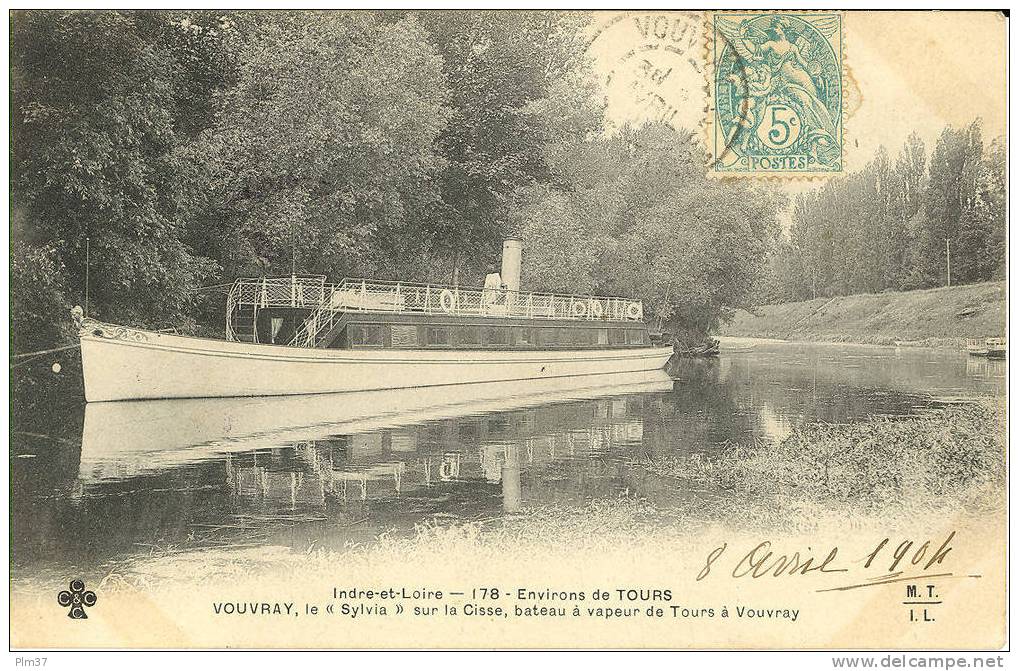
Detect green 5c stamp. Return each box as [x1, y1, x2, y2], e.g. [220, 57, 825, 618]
[708, 12, 843, 176]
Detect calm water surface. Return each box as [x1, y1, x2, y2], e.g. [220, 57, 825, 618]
[11, 339, 1005, 583]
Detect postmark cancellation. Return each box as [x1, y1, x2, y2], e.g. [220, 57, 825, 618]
[707, 12, 844, 177]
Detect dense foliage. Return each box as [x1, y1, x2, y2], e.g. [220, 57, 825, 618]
[518, 125, 783, 336]
[11, 11, 225, 329]
[675, 401, 1005, 520]
[758, 120, 1006, 303]
[12, 9, 782, 355]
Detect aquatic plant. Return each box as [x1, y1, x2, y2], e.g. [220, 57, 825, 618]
[648, 400, 1005, 522]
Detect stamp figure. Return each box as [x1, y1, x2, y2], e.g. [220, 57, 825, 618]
[709, 12, 843, 176]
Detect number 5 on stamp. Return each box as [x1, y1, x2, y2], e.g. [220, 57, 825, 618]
[707, 12, 844, 177]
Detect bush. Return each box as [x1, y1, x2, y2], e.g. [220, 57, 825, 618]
[11, 241, 75, 354]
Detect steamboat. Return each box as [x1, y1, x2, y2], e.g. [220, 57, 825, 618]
[77, 239, 674, 402]
[965, 337, 1007, 359]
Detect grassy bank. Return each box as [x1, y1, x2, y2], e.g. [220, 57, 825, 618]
[647, 400, 1005, 528]
[720, 281, 1006, 346]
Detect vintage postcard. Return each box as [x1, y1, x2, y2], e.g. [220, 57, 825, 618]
[8, 8, 1008, 653]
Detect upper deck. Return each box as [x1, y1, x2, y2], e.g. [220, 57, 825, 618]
[226, 276, 646, 348]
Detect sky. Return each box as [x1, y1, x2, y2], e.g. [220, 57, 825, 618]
[586, 10, 1006, 201]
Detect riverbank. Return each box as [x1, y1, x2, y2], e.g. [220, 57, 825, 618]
[11, 400, 1005, 648]
[646, 399, 1005, 528]
[720, 281, 1006, 347]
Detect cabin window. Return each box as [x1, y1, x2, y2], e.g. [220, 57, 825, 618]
[456, 325, 481, 346]
[573, 329, 592, 346]
[516, 327, 533, 346]
[350, 323, 384, 347]
[328, 437, 351, 464]
[426, 326, 451, 347]
[487, 415, 510, 434]
[484, 326, 511, 346]
[390, 324, 418, 347]
[626, 329, 646, 345]
[610, 329, 626, 345]
[541, 327, 563, 346]
[596, 329, 609, 346]
[458, 420, 480, 440]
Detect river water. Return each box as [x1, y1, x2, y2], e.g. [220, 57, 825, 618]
[10, 339, 1005, 586]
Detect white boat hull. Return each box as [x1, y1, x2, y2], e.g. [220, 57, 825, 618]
[80, 322, 674, 402]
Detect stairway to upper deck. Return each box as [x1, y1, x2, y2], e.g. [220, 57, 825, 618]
[230, 303, 257, 343]
[309, 312, 352, 348]
[288, 303, 350, 348]
[226, 276, 330, 344]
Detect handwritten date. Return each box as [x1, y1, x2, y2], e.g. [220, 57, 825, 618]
[697, 532, 955, 582]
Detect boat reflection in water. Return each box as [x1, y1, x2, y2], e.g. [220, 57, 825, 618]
[80, 371, 674, 515]
[28, 341, 995, 572]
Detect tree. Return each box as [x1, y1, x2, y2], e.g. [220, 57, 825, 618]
[412, 11, 604, 284]
[960, 135, 1006, 281]
[914, 122, 984, 286]
[10, 243, 73, 353]
[514, 185, 594, 293]
[197, 12, 450, 282]
[892, 133, 926, 289]
[11, 10, 224, 335]
[531, 124, 782, 338]
[774, 119, 1002, 301]
[11, 10, 834, 352]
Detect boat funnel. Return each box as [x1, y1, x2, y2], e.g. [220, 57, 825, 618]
[501, 238, 522, 293]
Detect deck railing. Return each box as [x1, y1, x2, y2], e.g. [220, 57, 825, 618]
[225, 276, 645, 347]
[334, 278, 643, 320]
[226, 276, 329, 342]
[227, 276, 330, 309]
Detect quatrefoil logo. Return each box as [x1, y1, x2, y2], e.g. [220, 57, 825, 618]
[57, 579, 97, 619]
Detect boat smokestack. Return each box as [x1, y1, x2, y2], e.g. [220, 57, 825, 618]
[501, 238, 522, 293]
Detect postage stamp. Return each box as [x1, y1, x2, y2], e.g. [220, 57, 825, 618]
[707, 12, 844, 177]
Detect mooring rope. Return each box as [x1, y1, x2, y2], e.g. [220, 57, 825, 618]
[10, 342, 81, 368]
[12, 282, 227, 370]
[12, 343, 81, 359]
